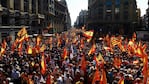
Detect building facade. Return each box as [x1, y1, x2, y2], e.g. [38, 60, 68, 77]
[88, 0, 139, 35]
[74, 10, 88, 28]
[0, 0, 71, 41]
[0, 0, 46, 41]
[53, 0, 71, 33]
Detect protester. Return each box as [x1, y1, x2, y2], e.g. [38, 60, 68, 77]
[0, 28, 148, 84]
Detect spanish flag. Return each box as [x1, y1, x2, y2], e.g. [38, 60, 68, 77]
[1, 39, 7, 49]
[18, 34, 29, 42]
[94, 53, 106, 67]
[0, 47, 5, 55]
[100, 69, 107, 84]
[27, 45, 32, 54]
[17, 27, 29, 42]
[88, 44, 96, 55]
[83, 30, 94, 42]
[36, 36, 41, 46]
[92, 70, 101, 84]
[41, 52, 46, 75]
[36, 36, 41, 53]
[17, 27, 27, 37]
[40, 44, 46, 53]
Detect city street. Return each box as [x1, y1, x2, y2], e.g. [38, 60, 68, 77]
[0, 0, 149, 84]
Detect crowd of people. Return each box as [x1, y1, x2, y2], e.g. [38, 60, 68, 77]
[0, 28, 149, 84]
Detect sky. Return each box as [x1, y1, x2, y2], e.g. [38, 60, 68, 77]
[66, 0, 148, 26]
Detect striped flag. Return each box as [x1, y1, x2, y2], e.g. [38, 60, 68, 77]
[36, 36, 41, 53]
[17, 27, 29, 42]
[110, 36, 121, 47]
[41, 52, 46, 75]
[83, 30, 94, 42]
[17, 27, 27, 37]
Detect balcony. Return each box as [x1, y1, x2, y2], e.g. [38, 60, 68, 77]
[38, 14, 45, 19]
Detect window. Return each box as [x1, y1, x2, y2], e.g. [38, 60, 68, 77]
[2, 15, 9, 26]
[24, 0, 29, 12]
[15, 17, 20, 26]
[106, 13, 112, 20]
[32, 0, 36, 13]
[14, 0, 20, 10]
[123, 11, 129, 20]
[115, 0, 120, 7]
[124, 0, 129, 5]
[1, 0, 7, 7]
[38, 0, 42, 14]
[106, 0, 112, 6]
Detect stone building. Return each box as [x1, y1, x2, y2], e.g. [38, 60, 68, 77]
[87, 0, 139, 35]
[74, 10, 88, 28]
[0, 0, 71, 41]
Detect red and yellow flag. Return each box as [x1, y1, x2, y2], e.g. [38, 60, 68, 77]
[118, 77, 124, 84]
[35, 36, 41, 53]
[62, 47, 68, 60]
[1, 39, 7, 49]
[17, 27, 27, 37]
[113, 57, 122, 68]
[83, 30, 94, 42]
[92, 70, 101, 84]
[17, 27, 29, 42]
[80, 54, 87, 73]
[110, 36, 121, 47]
[142, 56, 148, 84]
[18, 42, 23, 56]
[27, 45, 32, 54]
[0, 39, 7, 55]
[0, 47, 5, 55]
[88, 44, 96, 55]
[57, 37, 61, 47]
[40, 44, 46, 53]
[100, 69, 107, 84]
[41, 52, 46, 75]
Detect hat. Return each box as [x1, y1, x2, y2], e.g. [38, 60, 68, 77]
[80, 77, 84, 80]
[76, 69, 80, 73]
[136, 78, 141, 81]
